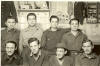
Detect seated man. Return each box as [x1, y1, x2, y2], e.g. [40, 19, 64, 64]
[1, 41, 23, 66]
[75, 40, 100, 66]
[22, 37, 49, 66]
[47, 43, 74, 66]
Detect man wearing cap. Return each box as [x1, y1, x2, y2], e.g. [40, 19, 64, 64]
[1, 16, 20, 54]
[46, 43, 74, 66]
[75, 40, 100, 66]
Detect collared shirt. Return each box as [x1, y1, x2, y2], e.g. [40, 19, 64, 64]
[47, 55, 74, 66]
[1, 53, 22, 66]
[41, 28, 70, 55]
[19, 24, 43, 54]
[56, 57, 64, 65]
[75, 53, 100, 66]
[61, 31, 87, 51]
[30, 50, 41, 61]
[22, 47, 49, 66]
[1, 28, 20, 52]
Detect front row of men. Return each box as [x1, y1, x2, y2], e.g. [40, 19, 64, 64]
[1, 37, 100, 66]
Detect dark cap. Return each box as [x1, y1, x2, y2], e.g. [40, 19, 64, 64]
[56, 43, 67, 50]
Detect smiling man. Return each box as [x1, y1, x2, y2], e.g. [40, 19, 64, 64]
[47, 43, 74, 66]
[75, 40, 100, 66]
[22, 37, 49, 66]
[1, 41, 22, 66]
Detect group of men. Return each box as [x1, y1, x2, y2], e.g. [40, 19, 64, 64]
[1, 13, 100, 66]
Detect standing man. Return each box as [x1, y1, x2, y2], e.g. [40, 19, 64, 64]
[61, 18, 87, 56]
[1, 41, 22, 66]
[1, 16, 20, 54]
[41, 15, 70, 55]
[75, 40, 100, 66]
[47, 43, 74, 66]
[22, 37, 49, 66]
[19, 13, 43, 54]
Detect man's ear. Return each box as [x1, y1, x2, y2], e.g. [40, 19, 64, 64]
[64, 50, 67, 55]
[92, 45, 94, 49]
[82, 46, 84, 50]
[39, 44, 41, 48]
[5, 22, 7, 26]
[15, 47, 17, 50]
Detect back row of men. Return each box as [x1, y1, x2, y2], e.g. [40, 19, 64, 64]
[1, 13, 100, 66]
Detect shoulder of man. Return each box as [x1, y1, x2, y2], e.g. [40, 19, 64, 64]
[1, 28, 6, 32]
[75, 53, 84, 59]
[14, 28, 20, 33]
[42, 28, 51, 35]
[14, 54, 23, 65]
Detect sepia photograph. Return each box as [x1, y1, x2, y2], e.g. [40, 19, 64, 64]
[1, 1, 100, 66]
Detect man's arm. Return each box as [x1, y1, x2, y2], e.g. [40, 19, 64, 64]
[75, 55, 81, 66]
[41, 31, 47, 49]
[19, 31, 24, 55]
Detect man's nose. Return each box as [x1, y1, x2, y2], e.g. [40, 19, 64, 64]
[8, 48, 11, 51]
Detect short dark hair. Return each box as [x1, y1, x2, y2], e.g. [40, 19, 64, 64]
[28, 37, 39, 45]
[69, 18, 79, 25]
[6, 16, 16, 22]
[82, 39, 93, 46]
[50, 15, 59, 22]
[27, 13, 36, 20]
[5, 41, 17, 48]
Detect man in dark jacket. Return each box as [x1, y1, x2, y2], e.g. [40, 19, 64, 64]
[46, 43, 74, 66]
[1, 41, 22, 66]
[22, 37, 49, 66]
[75, 40, 100, 66]
[41, 15, 70, 55]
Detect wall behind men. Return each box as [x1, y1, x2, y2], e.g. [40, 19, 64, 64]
[13, 1, 100, 45]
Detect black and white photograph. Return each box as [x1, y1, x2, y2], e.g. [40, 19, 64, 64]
[1, 1, 100, 66]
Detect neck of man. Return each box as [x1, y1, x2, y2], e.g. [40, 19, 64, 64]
[84, 52, 93, 58]
[71, 30, 78, 36]
[7, 27, 14, 31]
[50, 27, 57, 31]
[28, 23, 37, 27]
[58, 56, 65, 61]
[33, 50, 40, 57]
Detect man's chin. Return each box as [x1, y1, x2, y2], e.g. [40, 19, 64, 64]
[8, 54, 13, 56]
[85, 52, 91, 55]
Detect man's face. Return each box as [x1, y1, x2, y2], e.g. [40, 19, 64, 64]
[6, 43, 16, 56]
[6, 19, 16, 29]
[56, 48, 67, 59]
[70, 20, 79, 31]
[28, 15, 36, 27]
[82, 42, 94, 55]
[29, 41, 40, 55]
[50, 18, 58, 28]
